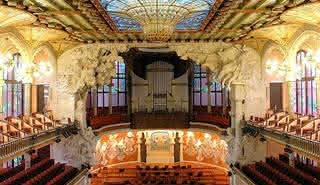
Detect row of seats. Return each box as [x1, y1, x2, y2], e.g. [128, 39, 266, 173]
[0, 111, 71, 144]
[242, 165, 276, 185]
[250, 111, 320, 142]
[266, 157, 318, 185]
[1, 158, 54, 185]
[22, 163, 65, 185]
[0, 155, 43, 182]
[47, 166, 79, 185]
[295, 160, 320, 181]
[241, 154, 320, 185]
[255, 161, 300, 185]
[1, 156, 79, 185]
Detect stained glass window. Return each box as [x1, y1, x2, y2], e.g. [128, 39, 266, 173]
[87, 60, 127, 111]
[192, 64, 230, 107]
[1, 53, 24, 118]
[99, 0, 215, 31]
[295, 50, 317, 115]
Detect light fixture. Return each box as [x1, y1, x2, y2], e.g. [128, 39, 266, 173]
[0, 55, 15, 71]
[16, 61, 53, 83]
[265, 59, 302, 79]
[100, 0, 213, 42]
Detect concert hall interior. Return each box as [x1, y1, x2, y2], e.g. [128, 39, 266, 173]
[0, 0, 320, 185]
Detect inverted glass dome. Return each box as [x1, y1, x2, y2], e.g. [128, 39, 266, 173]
[99, 0, 215, 31]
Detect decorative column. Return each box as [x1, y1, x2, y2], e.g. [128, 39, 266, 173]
[92, 89, 97, 116]
[284, 147, 295, 167]
[74, 93, 88, 131]
[108, 84, 113, 114]
[24, 83, 32, 116]
[24, 152, 32, 169]
[230, 82, 246, 164]
[207, 82, 212, 113]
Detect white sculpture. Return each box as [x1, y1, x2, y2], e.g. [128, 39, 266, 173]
[170, 42, 259, 88]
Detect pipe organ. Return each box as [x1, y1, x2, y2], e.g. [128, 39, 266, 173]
[146, 61, 174, 112]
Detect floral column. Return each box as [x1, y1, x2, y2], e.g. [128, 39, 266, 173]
[229, 82, 245, 164]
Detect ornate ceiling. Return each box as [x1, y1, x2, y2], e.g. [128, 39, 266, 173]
[0, 0, 318, 43]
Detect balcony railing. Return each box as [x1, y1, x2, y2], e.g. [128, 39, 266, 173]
[0, 124, 78, 163]
[245, 122, 320, 159]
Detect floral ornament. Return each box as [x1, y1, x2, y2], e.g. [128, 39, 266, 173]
[58, 44, 128, 97]
[170, 42, 259, 89]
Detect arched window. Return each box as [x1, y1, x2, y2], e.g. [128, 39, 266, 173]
[295, 50, 317, 115]
[1, 53, 24, 118]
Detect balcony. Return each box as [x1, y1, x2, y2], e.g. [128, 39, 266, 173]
[245, 122, 320, 159]
[0, 124, 78, 163]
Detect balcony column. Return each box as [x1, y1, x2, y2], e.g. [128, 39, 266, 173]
[24, 152, 32, 169]
[230, 82, 246, 164]
[108, 84, 113, 114]
[92, 89, 97, 116]
[206, 82, 212, 113]
[24, 83, 32, 116]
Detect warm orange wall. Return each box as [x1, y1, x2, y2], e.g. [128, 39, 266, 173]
[183, 131, 228, 168]
[96, 132, 138, 166]
[266, 140, 285, 158]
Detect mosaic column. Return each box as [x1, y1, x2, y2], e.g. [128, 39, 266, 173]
[230, 82, 245, 164]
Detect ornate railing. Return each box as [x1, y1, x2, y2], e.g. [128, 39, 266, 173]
[245, 122, 320, 159]
[66, 168, 89, 185]
[0, 124, 78, 163]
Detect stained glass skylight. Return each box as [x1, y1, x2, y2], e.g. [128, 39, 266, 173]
[99, 0, 215, 31]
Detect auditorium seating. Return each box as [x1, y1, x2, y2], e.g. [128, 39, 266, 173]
[0, 112, 70, 144]
[249, 112, 320, 142]
[0, 156, 79, 185]
[241, 154, 320, 185]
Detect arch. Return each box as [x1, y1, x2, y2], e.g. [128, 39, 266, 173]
[286, 28, 320, 63]
[0, 28, 32, 63]
[261, 41, 287, 83]
[32, 42, 57, 84]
